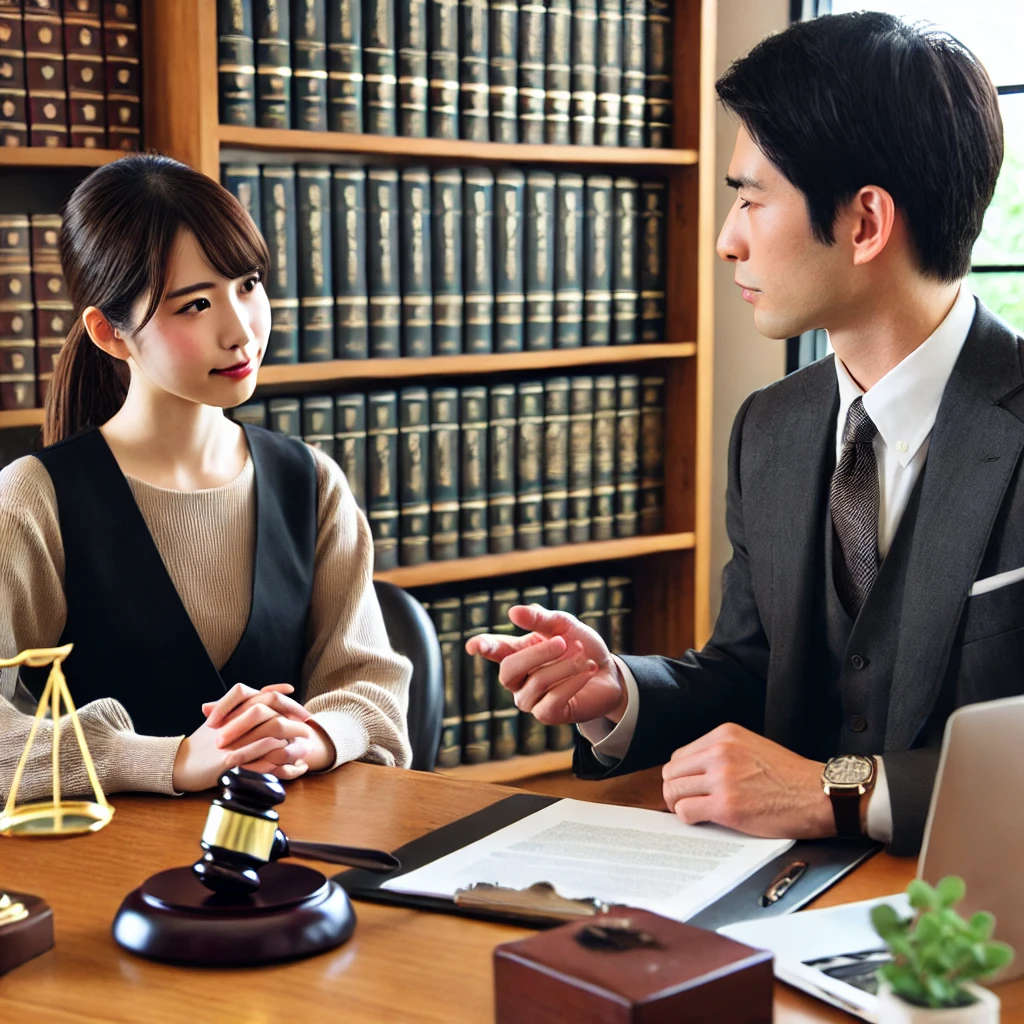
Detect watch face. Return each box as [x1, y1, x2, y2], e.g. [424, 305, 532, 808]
[825, 755, 873, 786]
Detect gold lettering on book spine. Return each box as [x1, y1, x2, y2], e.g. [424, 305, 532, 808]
[308, 184, 325, 289]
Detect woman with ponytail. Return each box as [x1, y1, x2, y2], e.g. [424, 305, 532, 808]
[0, 155, 411, 801]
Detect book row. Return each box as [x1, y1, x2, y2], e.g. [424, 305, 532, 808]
[217, 0, 673, 147]
[0, 0, 141, 150]
[222, 162, 669, 363]
[229, 372, 666, 569]
[417, 574, 634, 766]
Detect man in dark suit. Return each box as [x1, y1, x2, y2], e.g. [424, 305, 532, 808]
[466, 13, 1016, 855]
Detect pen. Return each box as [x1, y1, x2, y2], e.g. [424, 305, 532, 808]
[758, 860, 809, 908]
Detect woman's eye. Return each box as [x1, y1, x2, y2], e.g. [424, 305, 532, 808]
[178, 297, 211, 314]
[241, 273, 260, 293]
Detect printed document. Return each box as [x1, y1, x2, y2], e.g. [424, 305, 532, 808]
[382, 798, 794, 922]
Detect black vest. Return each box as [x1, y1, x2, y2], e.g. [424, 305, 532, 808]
[23, 425, 317, 738]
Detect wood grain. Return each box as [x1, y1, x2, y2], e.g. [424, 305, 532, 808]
[0, 409, 44, 429]
[435, 749, 573, 783]
[0, 150, 126, 169]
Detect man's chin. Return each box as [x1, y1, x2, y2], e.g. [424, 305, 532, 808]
[752, 306, 809, 342]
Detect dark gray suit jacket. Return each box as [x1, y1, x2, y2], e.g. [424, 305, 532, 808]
[577, 301, 1024, 855]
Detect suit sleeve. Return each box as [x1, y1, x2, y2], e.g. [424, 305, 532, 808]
[575, 391, 771, 779]
[879, 748, 939, 856]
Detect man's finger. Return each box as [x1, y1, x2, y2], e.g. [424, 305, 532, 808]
[662, 771, 711, 809]
[662, 750, 713, 782]
[465, 631, 544, 662]
[528, 666, 600, 724]
[669, 795, 716, 826]
[507, 604, 582, 640]
[498, 635, 569, 689]
[514, 643, 593, 711]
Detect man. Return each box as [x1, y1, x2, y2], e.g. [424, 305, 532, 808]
[466, 12, 1016, 856]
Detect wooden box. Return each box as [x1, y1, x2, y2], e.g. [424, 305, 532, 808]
[0, 891, 54, 975]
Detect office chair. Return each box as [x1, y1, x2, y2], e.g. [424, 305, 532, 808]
[373, 580, 444, 772]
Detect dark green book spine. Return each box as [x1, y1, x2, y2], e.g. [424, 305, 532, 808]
[231, 399, 268, 428]
[430, 596, 463, 767]
[489, 587, 520, 759]
[524, 170, 555, 352]
[363, 0, 397, 133]
[517, 0, 545, 144]
[335, 392, 367, 510]
[327, 0, 362, 132]
[606, 574, 633, 654]
[645, 0, 672, 148]
[488, 0, 517, 143]
[430, 386, 460, 561]
[291, 0, 328, 130]
[459, 384, 488, 557]
[596, 0, 621, 145]
[488, 382, 516, 553]
[592, 373, 616, 539]
[568, 375, 593, 543]
[620, 0, 644, 146]
[260, 166, 300, 364]
[640, 179, 666, 342]
[463, 167, 494, 353]
[253, 0, 291, 128]
[428, 0, 459, 138]
[516, 379, 544, 550]
[431, 168, 463, 355]
[549, 580, 577, 613]
[368, 390, 400, 569]
[543, 0, 569, 144]
[542, 376, 569, 547]
[612, 176, 639, 344]
[400, 167, 433, 357]
[296, 165, 334, 361]
[331, 167, 369, 359]
[570, 0, 596, 145]
[218, 0, 256, 126]
[367, 168, 402, 357]
[554, 173, 583, 349]
[397, 0, 428, 136]
[494, 169, 524, 353]
[579, 575, 607, 644]
[459, 0, 489, 141]
[221, 163, 262, 234]
[302, 394, 335, 459]
[268, 395, 302, 436]
[461, 590, 491, 763]
[615, 372, 639, 537]
[516, 583, 558, 751]
[639, 374, 664, 534]
[584, 174, 612, 347]
[399, 386, 431, 565]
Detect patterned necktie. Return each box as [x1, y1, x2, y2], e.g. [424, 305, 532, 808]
[831, 397, 880, 616]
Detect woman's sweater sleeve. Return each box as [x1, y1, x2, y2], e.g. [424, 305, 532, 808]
[301, 447, 413, 770]
[0, 457, 181, 803]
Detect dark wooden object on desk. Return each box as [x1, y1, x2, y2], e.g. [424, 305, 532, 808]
[0, 890, 53, 975]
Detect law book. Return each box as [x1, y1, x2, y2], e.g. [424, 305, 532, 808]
[399, 385, 431, 565]
[595, 0, 621, 146]
[489, 587, 520, 760]
[524, 170, 554, 352]
[639, 373, 664, 534]
[327, 0, 361, 132]
[268, 395, 302, 436]
[0, 214, 34, 410]
[584, 174, 612, 347]
[260, 165, 300, 364]
[302, 394, 335, 459]
[620, 0, 643, 146]
[296, 164, 335, 361]
[335, 392, 367, 509]
[591, 373, 616, 539]
[396, 0, 427, 136]
[102, 0, 140, 151]
[462, 166, 493, 353]
[553, 172, 583, 349]
[222, 163, 262, 233]
[24, 0, 67, 147]
[545, 578, 576, 751]
[400, 167, 432, 357]
[458, 384, 487, 557]
[230, 398, 268, 428]
[645, 0, 671, 148]
[429, 385, 459, 561]
[429, 596, 463, 768]
[331, 167, 369, 358]
[64, 0, 106, 148]
[458, 0, 487, 141]
[569, 0, 596, 145]
[515, 378, 543, 550]
[516, 0, 544, 143]
[493, 168, 524, 353]
[615, 371, 640, 537]
[431, 167, 462, 355]
[217, 0, 256, 127]
[640, 178, 666, 342]
[606, 574, 633, 654]
[428, 0, 457, 138]
[488, 381, 515, 553]
[549, 579, 576, 613]
[568, 374, 593, 543]
[0, 0, 27, 148]
[33, 254, 70, 408]
[253, 0, 291, 128]
[461, 589, 491, 763]
[542, 375, 569, 547]
[362, 0, 396, 134]
[514, 584, 554, 753]
[612, 175, 639, 344]
[542, 0, 568, 143]
[367, 390, 400, 569]
[291, 0, 328, 129]
[487, 0, 516, 143]
[579, 575, 607, 643]
[366, 167, 401, 357]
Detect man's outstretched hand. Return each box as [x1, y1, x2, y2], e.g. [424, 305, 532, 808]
[465, 604, 628, 726]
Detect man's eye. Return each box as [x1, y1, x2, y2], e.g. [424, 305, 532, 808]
[739, 199, 752, 210]
[178, 297, 211, 314]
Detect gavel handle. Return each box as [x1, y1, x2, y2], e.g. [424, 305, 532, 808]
[285, 839, 401, 873]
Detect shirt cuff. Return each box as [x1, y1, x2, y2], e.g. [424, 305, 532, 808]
[576, 656, 639, 766]
[865, 755, 893, 844]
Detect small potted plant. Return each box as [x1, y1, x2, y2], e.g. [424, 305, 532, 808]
[871, 876, 1014, 1023]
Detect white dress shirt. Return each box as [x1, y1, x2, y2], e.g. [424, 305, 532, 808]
[578, 285, 977, 844]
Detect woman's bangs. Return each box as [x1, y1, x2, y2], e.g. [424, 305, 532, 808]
[186, 187, 270, 285]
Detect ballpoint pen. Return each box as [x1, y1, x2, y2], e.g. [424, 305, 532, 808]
[758, 860, 809, 908]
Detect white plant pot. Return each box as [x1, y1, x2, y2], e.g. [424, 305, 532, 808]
[877, 982, 1000, 1024]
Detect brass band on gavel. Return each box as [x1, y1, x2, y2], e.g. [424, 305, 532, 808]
[201, 804, 278, 863]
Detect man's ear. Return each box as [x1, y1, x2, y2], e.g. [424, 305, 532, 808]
[81, 306, 130, 361]
[847, 185, 897, 268]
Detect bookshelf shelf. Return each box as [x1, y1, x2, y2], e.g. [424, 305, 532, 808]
[0, 148, 127, 169]
[435, 748, 573, 783]
[0, 409, 44, 429]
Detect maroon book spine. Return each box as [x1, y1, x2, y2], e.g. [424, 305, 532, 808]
[64, 0, 104, 146]
[29, 213, 69, 407]
[101, 0, 138, 150]
[23, 0, 68, 147]
[0, 215, 37, 410]
[0, 0, 28, 147]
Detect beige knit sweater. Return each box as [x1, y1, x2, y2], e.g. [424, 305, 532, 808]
[0, 443, 412, 803]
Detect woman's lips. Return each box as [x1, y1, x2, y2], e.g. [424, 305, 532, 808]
[212, 359, 254, 380]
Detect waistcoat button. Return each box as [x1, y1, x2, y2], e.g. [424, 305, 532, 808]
[850, 654, 865, 670]
[850, 714, 868, 732]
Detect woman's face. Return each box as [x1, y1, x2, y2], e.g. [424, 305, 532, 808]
[122, 228, 270, 407]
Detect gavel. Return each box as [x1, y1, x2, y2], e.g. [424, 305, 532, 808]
[192, 767, 400, 895]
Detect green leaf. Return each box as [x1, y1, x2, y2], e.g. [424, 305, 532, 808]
[936, 876, 966, 908]
[969, 912, 995, 942]
[872, 904, 906, 940]
[908, 879, 938, 911]
[981, 942, 1015, 975]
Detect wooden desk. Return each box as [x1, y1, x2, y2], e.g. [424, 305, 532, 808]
[1, 764, 1020, 1023]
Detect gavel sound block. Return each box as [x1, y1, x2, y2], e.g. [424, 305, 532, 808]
[0, 891, 54, 974]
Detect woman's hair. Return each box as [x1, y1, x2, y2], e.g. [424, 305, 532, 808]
[45, 154, 269, 446]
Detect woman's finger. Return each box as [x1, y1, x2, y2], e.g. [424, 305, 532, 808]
[219, 715, 309, 751]
[214, 702, 279, 747]
[216, 689, 311, 729]
[204, 683, 294, 727]
[224, 735, 289, 769]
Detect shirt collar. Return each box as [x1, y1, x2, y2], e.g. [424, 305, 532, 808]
[834, 285, 976, 468]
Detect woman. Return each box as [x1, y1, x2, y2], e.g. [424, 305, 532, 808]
[0, 155, 412, 802]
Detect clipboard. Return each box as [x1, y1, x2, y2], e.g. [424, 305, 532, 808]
[334, 793, 881, 930]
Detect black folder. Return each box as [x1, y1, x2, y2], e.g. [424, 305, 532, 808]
[335, 794, 880, 931]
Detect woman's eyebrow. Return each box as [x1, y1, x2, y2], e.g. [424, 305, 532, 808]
[165, 281, 214, 301]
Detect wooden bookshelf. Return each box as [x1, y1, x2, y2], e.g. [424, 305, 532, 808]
[0, 409, 44, 429]
[0, 148, 127, 169]
[435, 748, 573, 783]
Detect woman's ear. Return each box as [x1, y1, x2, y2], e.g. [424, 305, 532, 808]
[81, 306, 130, 361]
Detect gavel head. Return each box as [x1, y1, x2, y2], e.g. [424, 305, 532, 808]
[192, 768, 290, 896]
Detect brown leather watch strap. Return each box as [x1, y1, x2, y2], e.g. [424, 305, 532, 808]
[830, 789, 862, 839]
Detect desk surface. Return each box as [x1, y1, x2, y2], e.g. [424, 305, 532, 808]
[1, 763, 1021, 1023]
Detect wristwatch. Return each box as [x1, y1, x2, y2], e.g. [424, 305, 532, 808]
[821, 754, 876, 838]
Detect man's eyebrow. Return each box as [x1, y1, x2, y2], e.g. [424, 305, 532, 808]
[165, 281, 214, 301]
[725, 175, 765, 191]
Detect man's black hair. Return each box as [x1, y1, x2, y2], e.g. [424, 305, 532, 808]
[716, 12, 1003, 282]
